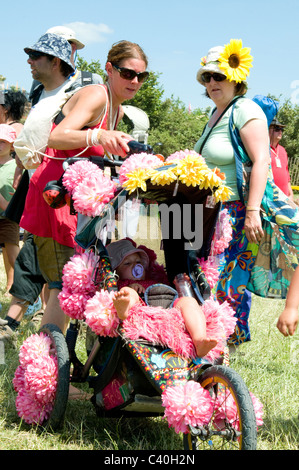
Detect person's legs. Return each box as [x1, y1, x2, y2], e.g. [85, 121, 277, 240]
[175, 296, 217, 357]
[34, 235, 74, 334]
[112, 286, 140, 321]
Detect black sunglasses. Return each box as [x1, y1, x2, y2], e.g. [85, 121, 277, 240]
[201, 72, 226, 83]
[112, 64, 149, 83]
[272, 125, 284, 132]
[27, 51, 49, 61]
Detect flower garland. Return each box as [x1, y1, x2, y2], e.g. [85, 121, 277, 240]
[13, 333, 58, 425]
[121, 150, 233, 203]
[218, 39, 253, 83]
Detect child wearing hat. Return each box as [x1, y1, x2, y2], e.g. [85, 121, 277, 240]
[107, 239, 217, 358]
[0, 124, 20, 291]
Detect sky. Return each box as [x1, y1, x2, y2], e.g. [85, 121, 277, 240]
[1, 0, 299, 113]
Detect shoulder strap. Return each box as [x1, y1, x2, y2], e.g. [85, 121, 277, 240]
[81, 71, 93, 86]
[199, 97, 239, 154]
[228, 97, 249, 203]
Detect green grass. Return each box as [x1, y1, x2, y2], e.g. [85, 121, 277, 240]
[0, 263, 298, 450]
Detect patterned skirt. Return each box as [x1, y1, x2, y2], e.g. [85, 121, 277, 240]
[216, 201, 259, 345]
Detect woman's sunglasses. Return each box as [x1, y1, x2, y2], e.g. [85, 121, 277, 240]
[201, 72, 226, 83]
[112, 64, 149, 83]
[272, 125, 284, 132]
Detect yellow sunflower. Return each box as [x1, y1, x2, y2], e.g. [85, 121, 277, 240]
[218, 39, 253, 83]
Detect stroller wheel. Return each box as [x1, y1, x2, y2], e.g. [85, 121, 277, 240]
[183, 365, 257, 450]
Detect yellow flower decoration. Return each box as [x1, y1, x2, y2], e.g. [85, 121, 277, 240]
[200, 56, 207, 67]
[213, 185, 234, 203]
[122, 168, 153, 194]
[176, 155, 209, 187]
[218, 39, 253, 83]
[199, 170, 224, 190]
[150, 166, 178, 186]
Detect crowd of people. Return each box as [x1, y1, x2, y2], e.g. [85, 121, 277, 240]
[0, 32, 298, 376]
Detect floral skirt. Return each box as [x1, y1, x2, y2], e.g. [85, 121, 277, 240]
[216, 201, 259, 345]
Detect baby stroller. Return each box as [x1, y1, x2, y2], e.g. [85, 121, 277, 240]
[14, 146, 259, 450]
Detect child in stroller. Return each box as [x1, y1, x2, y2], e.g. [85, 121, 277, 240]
[106, 238, 218, 358]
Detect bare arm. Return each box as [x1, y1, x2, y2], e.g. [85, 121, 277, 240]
[239, 118, 270, 243]
[48, 85, 131, 157]
[277, 266, 299, 336]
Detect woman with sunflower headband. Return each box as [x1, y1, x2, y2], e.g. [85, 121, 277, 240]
[194, 39, 270, 347]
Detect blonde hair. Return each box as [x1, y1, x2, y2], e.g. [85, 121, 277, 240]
[107, 40, 148, 68]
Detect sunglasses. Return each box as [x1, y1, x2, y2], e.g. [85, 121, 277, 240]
[272, 125, 284, 132]
[27, 51, 49, 60]
[201, 72, 227, 83]
[112, 64, 149, 83]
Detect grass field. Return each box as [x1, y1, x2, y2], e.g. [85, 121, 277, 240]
[0, 251, 298, 450]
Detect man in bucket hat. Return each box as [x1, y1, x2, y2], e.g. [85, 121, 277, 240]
[29, 26, 103, 103]
[24, 33, 74, 104]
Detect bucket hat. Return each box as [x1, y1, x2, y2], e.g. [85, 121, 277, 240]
[46, 26, 85, 50]
[0, 124, 17, 143]
[24, 33, 75, 72]
[106, 239, 149, 271]
[196, 46, 224, 85]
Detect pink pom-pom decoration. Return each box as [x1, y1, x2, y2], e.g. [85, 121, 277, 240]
[213, 390, 263, 431]
[58, 288, 91, 320]
[18, 332, 52, 368]
[62, 160, 100, 195]
[211, 208, 233, 256]
[165, 149, 201, 162]
[61, 251, 98, 294]
[161, 381, 213, 434]
[72, 171, 116, 217]
[118, 153, 162, 185]
[84, 290, 119, 337]
[14, 332, 58, 425]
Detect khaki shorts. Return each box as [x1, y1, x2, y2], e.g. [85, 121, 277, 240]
[33, 236, 74, 289]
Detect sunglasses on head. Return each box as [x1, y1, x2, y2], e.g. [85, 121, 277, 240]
[272, 125, 284, 132]
[112, 64, 149, 83]
[201, 72, 227, 83]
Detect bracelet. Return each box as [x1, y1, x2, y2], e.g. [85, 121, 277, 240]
[246, 206, 260, 211]
[91, 128, 102, 147]
[86, 128, 92, 147]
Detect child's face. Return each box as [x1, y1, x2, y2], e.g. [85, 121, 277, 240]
[116, 253, 146, 281]
[0, 139, 12, 157]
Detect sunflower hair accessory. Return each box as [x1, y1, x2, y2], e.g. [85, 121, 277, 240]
[218, 39, 253, 83]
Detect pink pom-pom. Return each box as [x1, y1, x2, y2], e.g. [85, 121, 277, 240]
[211, 208, 233, 256]
[72, 171, 116, 217]
[13, 365, 26, 393]
[119, 153, 162, 185]
[14, 332, 58, 426]
[162, 381, 213, 434]
[18, 332, 52, 368]
[166, 149, 201, 162]
[58, 288, 91, 320]
[15, 388, 53, 425]
[214, 390, 263, 431]
[24, 355, 58, 405]
[62, 160, 100, 195]
[84, 290, 119, 337]
[61, 251, 98, 294]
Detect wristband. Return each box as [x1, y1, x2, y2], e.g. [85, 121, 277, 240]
[246, 206, 260, 211]
[86, 128, 92, 147]
[91, 128, 102, 147]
